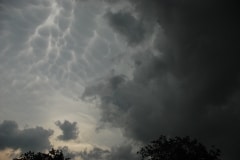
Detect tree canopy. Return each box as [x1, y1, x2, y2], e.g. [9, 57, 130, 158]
[13, 148, 70, 160]
[13, 136, 221, 160]
[137, 135, 221, 160]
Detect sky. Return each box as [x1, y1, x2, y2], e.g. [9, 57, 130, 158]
[0, 0, 239, 160]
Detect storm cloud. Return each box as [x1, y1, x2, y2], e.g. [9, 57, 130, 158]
[78, 145, 137, 160]
[0, 0, 129, 158]
[104, 10, 146, 45]
[83, 0, 240, 160]
[0, 120, 53, 152]
[1, 0, 239, 160]
[79, 147, 110, 160]
[55, 120, 79, 141]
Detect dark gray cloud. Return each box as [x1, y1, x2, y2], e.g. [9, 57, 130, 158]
[107, 145, 138, 160]
[78, 145, 137, 160]
[83, 0, 240, 160]
[79, 147, 110, 160]
[57, 145, 137, 160]
[104, 10, 146, 45]
[0, 120, 53, 152]
[55, 120, 79, 141]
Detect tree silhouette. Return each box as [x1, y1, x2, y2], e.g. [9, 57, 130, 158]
[137, 135, 221, 160]
[13, 148, 70, 160]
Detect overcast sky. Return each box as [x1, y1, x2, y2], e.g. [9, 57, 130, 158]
[0, 0, 239, 160]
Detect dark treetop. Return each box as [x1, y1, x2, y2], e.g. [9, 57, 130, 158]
[13, 148, 70, 160]
[137, 135, 221, 160]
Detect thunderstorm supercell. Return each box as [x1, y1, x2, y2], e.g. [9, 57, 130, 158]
[0, 0, 239, 160]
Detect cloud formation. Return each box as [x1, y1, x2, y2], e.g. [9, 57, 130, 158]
[83, 0, 240, 160]
[104, 10, 145, 45]
[0, 1, 130, 158]
[1, 0, 239, 160]
[107, 145, 137, 160]
[79, 147, 110, 160]
[0, 120, 53, 152]
[55, 120, 79, 141]
[66, 145, 137, 160]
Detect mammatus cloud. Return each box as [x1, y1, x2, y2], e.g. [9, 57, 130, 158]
[83, 0, 240, 160]
[55, 120, 79, 141]
[0, 0, 133, 159]
[0, 120, 53, 152]
[1, 0, 239, 160]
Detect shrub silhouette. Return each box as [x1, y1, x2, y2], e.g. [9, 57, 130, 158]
[13, 148, 70, 160]
[137, 135, 221, 160]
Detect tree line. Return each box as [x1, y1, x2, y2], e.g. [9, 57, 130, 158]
[14, 135, 221, 160]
